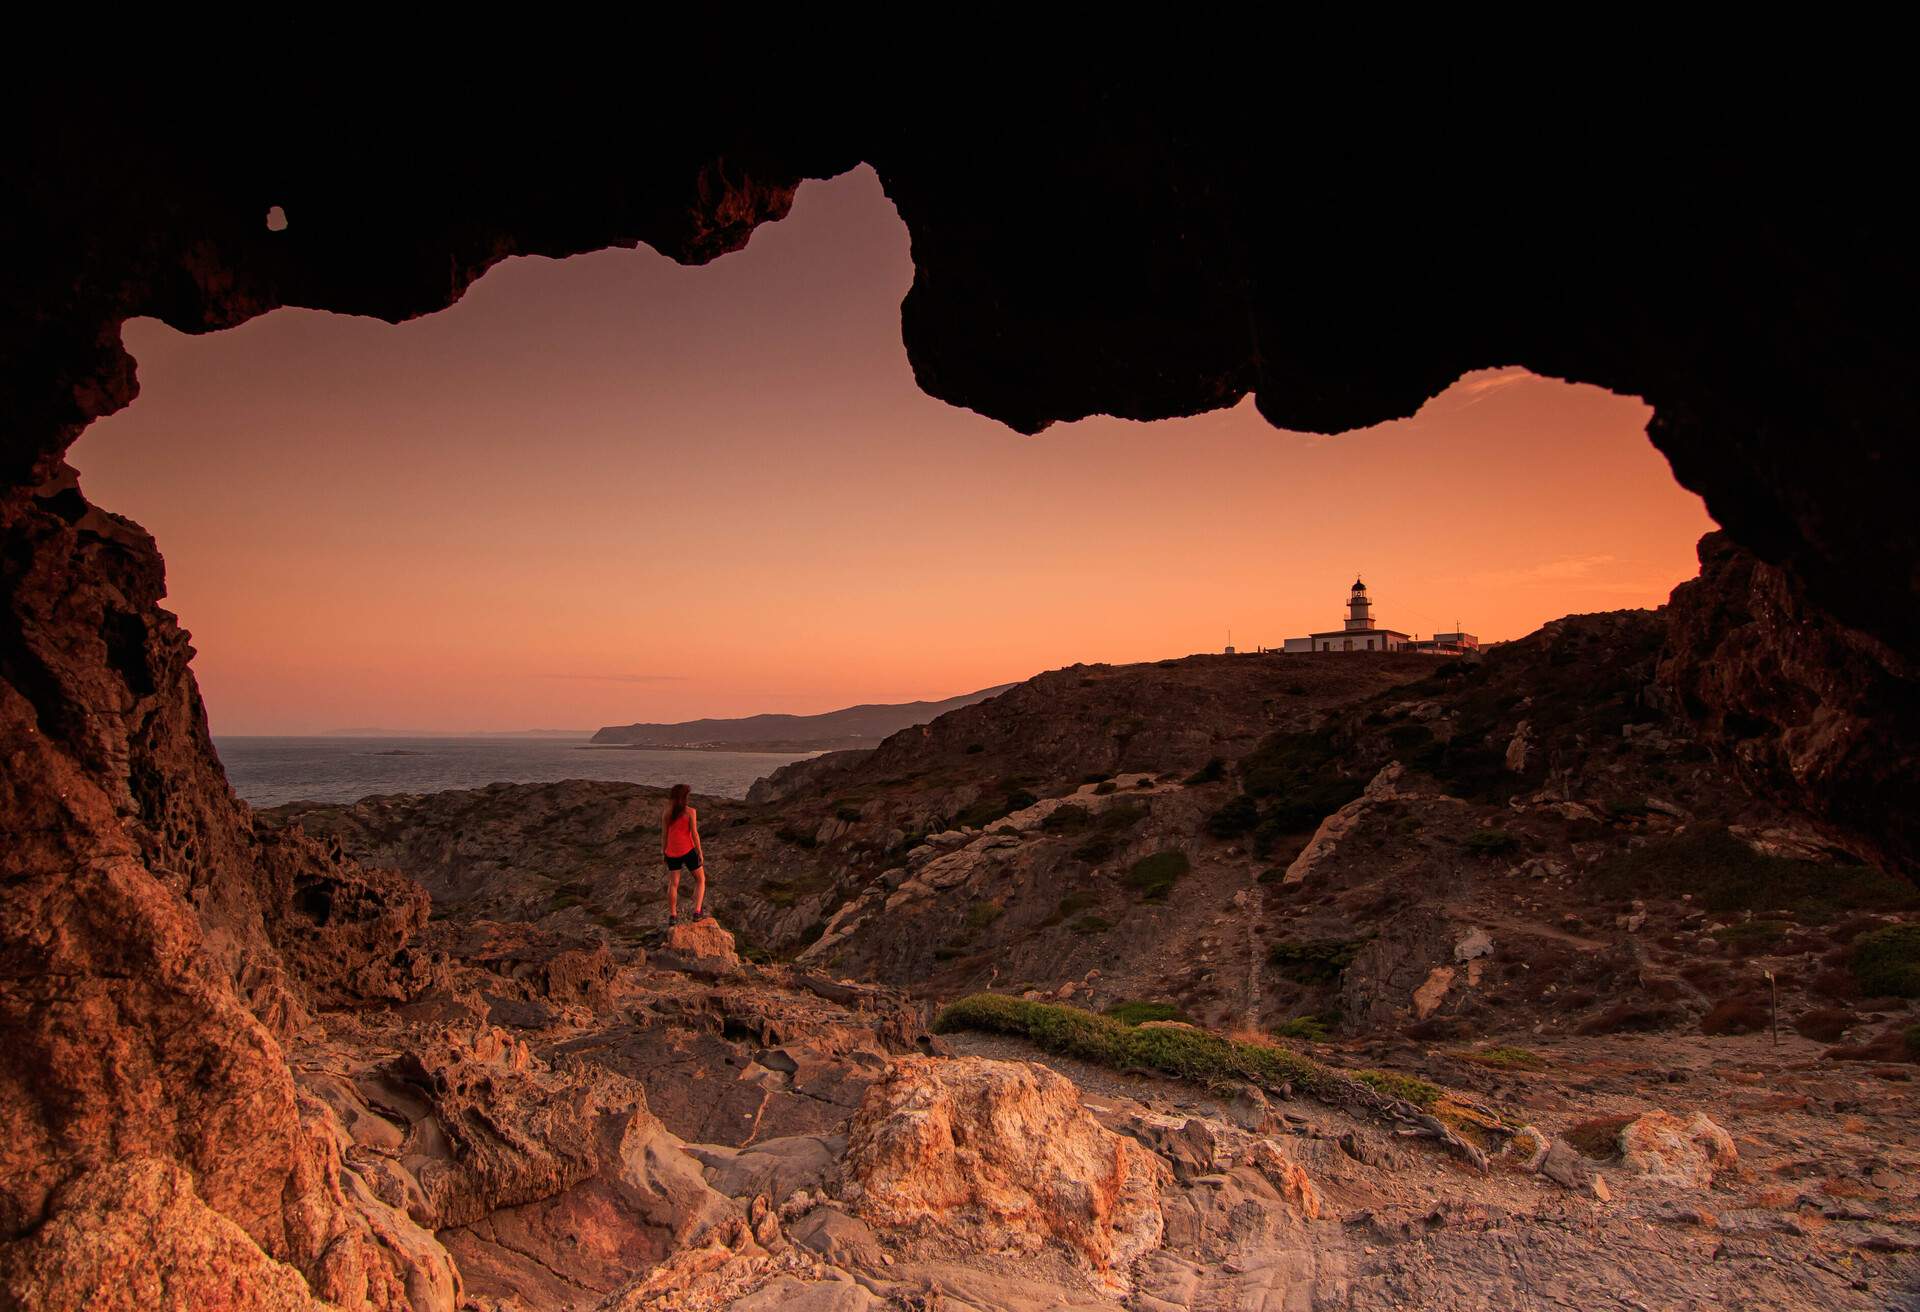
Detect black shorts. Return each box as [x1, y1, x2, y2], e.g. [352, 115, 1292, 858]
[664, 849, 703, 872]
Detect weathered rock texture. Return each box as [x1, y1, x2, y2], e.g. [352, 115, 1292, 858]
[4, 74, 1918, 1308]
[1617, 1111, 1740, 1191]
[0, 468, 438, 1305]
[1660, 530, 1920, 875]
[845, 1055, 1169, 1280]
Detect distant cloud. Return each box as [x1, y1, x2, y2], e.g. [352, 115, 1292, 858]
[1450, 367, 1534, 407]
[1471, 553, 1617, 585]
[539, 672, 687, 683]
[1457, 553, 1673, 595]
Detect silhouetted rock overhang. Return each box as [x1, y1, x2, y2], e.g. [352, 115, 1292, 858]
[4, 76, 1912, 662]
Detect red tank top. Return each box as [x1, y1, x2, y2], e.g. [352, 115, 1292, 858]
[665, 807, 696, 857]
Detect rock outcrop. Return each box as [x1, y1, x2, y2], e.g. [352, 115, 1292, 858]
[844, 1055, 1169, 1282]
[664, 920, 742, 973]
[1660, 530, 1920, 877]
[0, 1158, 336, 1312]
[1618, 1111, 1740, 1190]
[0, 472, 434, 1303]
[6, 79, 1920, 1309]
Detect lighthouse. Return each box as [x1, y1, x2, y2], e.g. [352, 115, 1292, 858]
[1344, 578, 1375, 632]
[1278, 576, 1413, 653]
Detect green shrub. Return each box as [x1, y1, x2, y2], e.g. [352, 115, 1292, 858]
[1054, 890, 1099, 918]
[1851, 924, 1920, 997]
[1073, 832, 1120, 863]
[1590, 825, 1916, 917]
[1042, 804, 1093, 833]
[1268, 938, 1364, 984]
[1105, 1000, 1185, 1025]
[963, 900, 1003, 932]
[1184, 757, 1226, 786]
[1242, 732, 1330, 796]
[1070, 914, 1114, 935]
[1455, 1046, 1544, 1071]
[933, 996, 1443, 1109]
[1206, 795, 1260, 838]
[759, 870, 835, 907]
[1093, 780, 1118, 796]
[1272, 1015, 1332, 1042]
[1710, 920, 1792, 953]
[1462, 829, 1518, 856]
[1123, 850, 1190, 900]
[955, 790, 1038, 830]
[1353, 1070, 1443, 1107]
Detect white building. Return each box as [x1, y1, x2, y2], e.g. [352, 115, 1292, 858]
[1261, 579, 1481, 656]
[1279, 578, 1413, 653]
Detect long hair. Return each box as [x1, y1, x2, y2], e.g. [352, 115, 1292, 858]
[666, 783, 691, 824]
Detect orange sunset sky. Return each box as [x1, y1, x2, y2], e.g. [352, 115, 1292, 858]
[73, 168, 1716, 736]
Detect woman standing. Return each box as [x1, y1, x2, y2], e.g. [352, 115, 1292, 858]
[662, 783, 709, 926]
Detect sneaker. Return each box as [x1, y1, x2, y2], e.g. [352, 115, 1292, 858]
[696, 908, 713, 922]
[668, 913, 678, 927]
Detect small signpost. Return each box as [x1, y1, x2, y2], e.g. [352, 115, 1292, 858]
[1766, 969, 1779, 1046]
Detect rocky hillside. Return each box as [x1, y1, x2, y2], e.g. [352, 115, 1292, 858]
[20, 515, 1920, 1306]
[274, 607, 1920, 1081]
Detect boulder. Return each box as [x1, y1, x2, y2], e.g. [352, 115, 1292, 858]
[0, 1159, 337, 1312]
[1619, 1111, 1739, 1189]
[662, 920, 742, 975]
[843, 1055, 1169, 1283]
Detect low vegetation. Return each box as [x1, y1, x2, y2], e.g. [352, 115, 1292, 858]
[1183, 757, 1225, 786]
[1268, 937, 1365, 985]
[1041, 804, 1092, 833]
[1589, 825, 1916, 918]
[1237, 730, 1367, 853]
[1710, 920, 1792, 954]
[954, 787, 1039, 830]
[1104, 1000, 1185, 1025]
[963, 900, 1004, 932]
[759, 869, 835, 907]
[933, 994, 1440, 1108]
[1045, 890, 1100, 924]
[1850, 924, 1920, 997]
[1205, 795, 1260, 838]
[1462, 828, 1519, 856]
[1454, 1046, 1545, 1071]
[1122, 849, 1189, 900]
[1271, 1014, 1334, 1042]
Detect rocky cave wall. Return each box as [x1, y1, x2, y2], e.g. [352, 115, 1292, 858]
[3, 75, 1915, 1302]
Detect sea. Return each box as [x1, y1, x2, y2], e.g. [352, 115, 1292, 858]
[213, 736, 815, 810]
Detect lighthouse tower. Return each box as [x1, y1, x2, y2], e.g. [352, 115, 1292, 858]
[1343, 578, 1375, 632]
[1279, 575, 1414, 652]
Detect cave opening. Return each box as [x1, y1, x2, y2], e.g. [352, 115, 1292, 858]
[69, 166, 1713, 767]
[9, 86, 1919, 1310]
